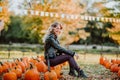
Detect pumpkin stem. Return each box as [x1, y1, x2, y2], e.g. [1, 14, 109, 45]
[15, 63, 18, 65]
[36, 59, 40, 62]
[0, 61, 3, 66]
[118, 64, 120, 67]
[20, 58, 23, 61]
[30, 63, 33, 69]
[14, 67, 17, 69]
[17, 58, 19, 61]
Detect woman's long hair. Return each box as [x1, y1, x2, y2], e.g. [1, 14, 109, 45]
[42, 22, 62, 43]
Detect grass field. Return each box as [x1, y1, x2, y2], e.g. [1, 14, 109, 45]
[0, 50, 120, 80]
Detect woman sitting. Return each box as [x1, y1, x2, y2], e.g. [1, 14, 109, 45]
[43, 22, 88, 78]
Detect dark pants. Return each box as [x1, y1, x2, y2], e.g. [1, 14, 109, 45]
[49, 54, 80, 71]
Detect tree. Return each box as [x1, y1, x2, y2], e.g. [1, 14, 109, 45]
[22, 0, 89, 45]
[22, 15, 43, 43]
[99, 0, 120, 45]
[0, 16, 43, 44]
[108, 23, 120, 45]
[0, 0, 10, 30]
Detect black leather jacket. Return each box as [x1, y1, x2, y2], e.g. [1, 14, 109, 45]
[44, 33, 75, 60]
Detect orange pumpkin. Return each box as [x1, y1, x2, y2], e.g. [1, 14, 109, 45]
[17, 59, 26, 73]
[3, 71, 17, 80]
[4, 61, 12, 69]
[116, 59, 120, 64]
[62, 61, 68, 66]
[103, 59, 109, 67]
[40, 55, 45, 61]
[0, 62, 9, 73]
[111, 59, 117, 64]
[44, 70, 58, 80]
[11, 67, 22, 78]
[110, 64, 120, 72]
[99, 56, 104, 65]
[29, 58, 38, 65]
[0, 65, 3, 75]
[35, 60, 47, 72]
[22, 57, 29, 68]
[105, 61, 111, 69]
[24, 63, 40, 80]
[13, 63, 22, 71]
[54, 65, 62, 78]
[118, 69, 120, 77]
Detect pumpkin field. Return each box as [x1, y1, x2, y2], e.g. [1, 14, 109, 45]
[0, 50, 120, 80]
[0, 0, 120, 80]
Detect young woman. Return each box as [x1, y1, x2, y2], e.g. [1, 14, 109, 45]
[43, 22, 87, 78]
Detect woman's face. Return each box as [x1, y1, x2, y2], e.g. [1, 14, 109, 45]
[53, 25, 62, 36]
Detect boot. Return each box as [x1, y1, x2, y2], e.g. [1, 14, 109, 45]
[77, 70, 88, 78]
[68, 67, 77, 77]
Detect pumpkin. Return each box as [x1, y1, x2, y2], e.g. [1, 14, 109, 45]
[54, 65, 62, 78]
[20, 58, 27, 68]
[17, 59, 26, 73]
[99, 56, 104, 65]
[22, 57, 29, 68]
[35, 59, 47, 72]
[40, 55, 45, 61]
[105, 61, 111, 69]
[111, 59, 117, 64]
[13, 63, 22, 71]
[116, 59, 120, 64]
[29, 57, 38, 65]
[0, 62, 9, 73]
[103, 58, 109, 67]
[110, 64, 120, 72]
[11, 67, 22, 78]
[0, 65, 3, 75]
[118, 69, 120, 77]
[62, 61, 68, 66]
[3, 71, 17, 80]
[4, 61, 12, 69]
[44, 70, 58, 80]
[24, 63, 40, 80]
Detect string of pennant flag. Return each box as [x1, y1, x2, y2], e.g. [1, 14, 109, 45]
[23, 10, 120, 23]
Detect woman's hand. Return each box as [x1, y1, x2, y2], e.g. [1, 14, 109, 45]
[74, 53, 79, 60]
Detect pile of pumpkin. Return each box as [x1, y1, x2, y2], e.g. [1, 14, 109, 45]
[0, 56, 68, 80]
[99, 56, 120, 77]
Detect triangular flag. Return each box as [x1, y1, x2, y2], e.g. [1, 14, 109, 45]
[0, 7, 2, 12]
[116, 19, 119, 23]
[91, 17, 95, 21]
[75, 15, 78, 19]
[50, 12, 54, 17]
[30, 10, 34, 15]
[80, 16, 84, 20]
[109, 18, 113, 22]
[40, 11, 44, 16]
[105, 18, 109, 22]
[66, 15, 70, 19]
[61, 14, 65, 18]
[96, 17, 100, 21]
[55, 13, 59, 17]
[84, 16, 88, 20]
[101, 17, 104, 21]
[35, 11, 39, 15]
[45, 12, 49, 16]
[88, 16, 92, 21]
[113, 18, 116, 22]
[23, 10, 28, 15]
[71, 15, 74, 19]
